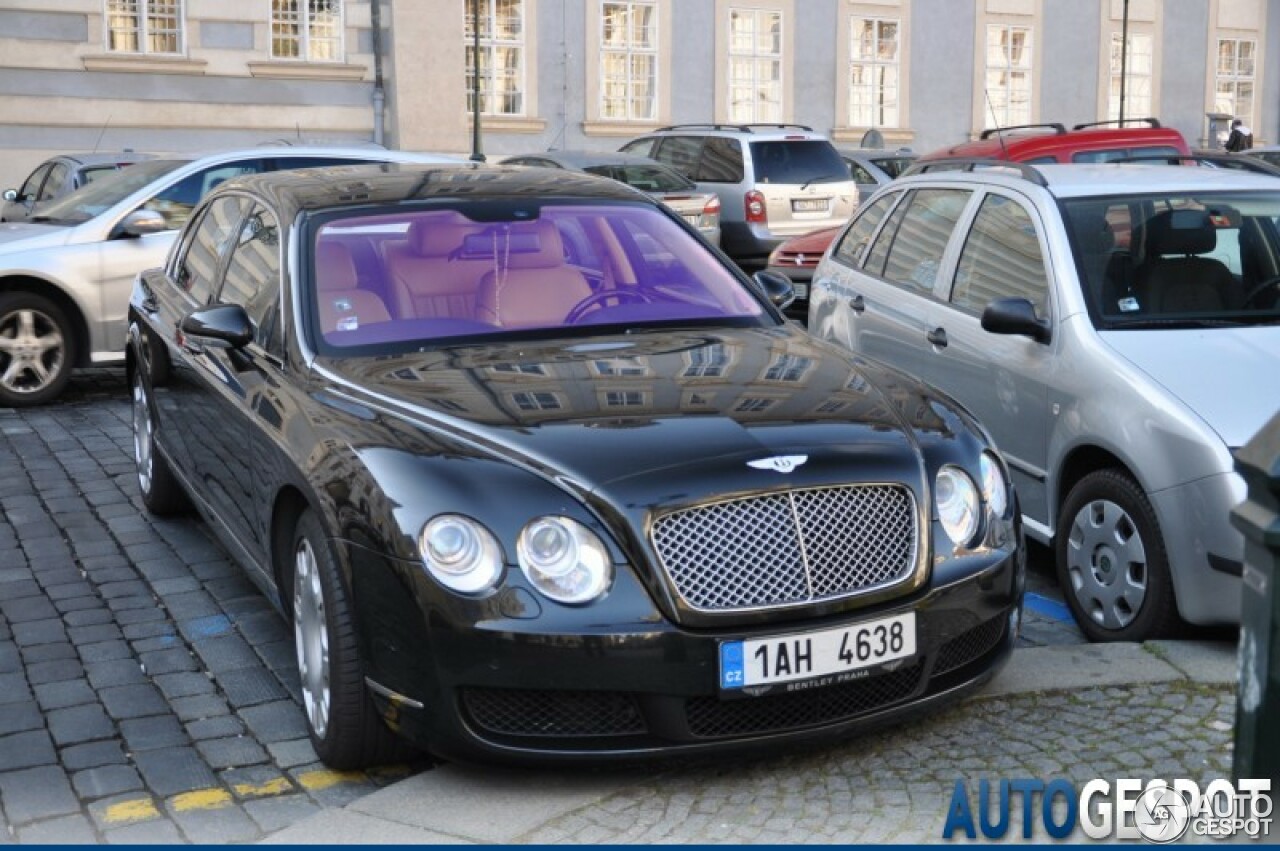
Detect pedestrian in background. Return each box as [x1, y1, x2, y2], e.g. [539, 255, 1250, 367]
[1225, 118, 1254, 152]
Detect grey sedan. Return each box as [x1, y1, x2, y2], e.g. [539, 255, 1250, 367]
[2, 152, 152, 223]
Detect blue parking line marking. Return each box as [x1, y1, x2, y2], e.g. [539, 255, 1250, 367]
[1024, 592, 1073, 623]
[185, 614, 232, 638]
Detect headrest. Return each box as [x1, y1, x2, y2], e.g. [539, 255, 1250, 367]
[1070, 211, 1114, 255]
[1145, 209, 1216, 256]
[316, 241, 357, 292]
[408, 220, 479, 258]
[505, 220, 566, 269]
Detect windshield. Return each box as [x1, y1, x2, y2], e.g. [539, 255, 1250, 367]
[36, 159, 188, 224]
[1063, 191, 1280, 328]
[749, 141, 850, 185]
[310, 201, 767, 355]
[582, 164, 695, 193]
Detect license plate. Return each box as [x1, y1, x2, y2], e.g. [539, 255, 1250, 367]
[682, 214, 701, 226]
[792, 198, 829, 213]
[720, 612, 916, 691]
[793, 282, 808, 299]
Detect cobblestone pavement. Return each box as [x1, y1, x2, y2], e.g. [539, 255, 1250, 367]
[0, 369, 1090, 843]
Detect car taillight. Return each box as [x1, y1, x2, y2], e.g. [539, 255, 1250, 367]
[744, 190, 767, 224]
[702, 195, 721, 216]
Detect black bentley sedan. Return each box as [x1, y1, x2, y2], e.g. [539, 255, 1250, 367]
[128, 163, 1024, 767]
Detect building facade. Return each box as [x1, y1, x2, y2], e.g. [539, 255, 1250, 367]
[0, 0, 1276, 188]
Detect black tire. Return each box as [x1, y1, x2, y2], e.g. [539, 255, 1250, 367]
[291, 509, 410, 769]
[0, 291, 75, 407]
[131, 368, 189, 515]
[1055, 469, 1181, 642]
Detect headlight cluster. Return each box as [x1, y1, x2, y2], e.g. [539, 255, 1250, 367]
[419, 514, 612, 604]
[934, 452, 1009, 548]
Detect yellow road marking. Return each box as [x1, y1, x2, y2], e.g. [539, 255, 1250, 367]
[232, 777, 294, 799]
[170, 788, 233, 812]
[101, 798, 160, 825]
[296, 769, 366, 791]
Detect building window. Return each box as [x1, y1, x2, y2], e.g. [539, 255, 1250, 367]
[763, 354, 812, 382]
[271, 0, 342, 61]
[984, 24, 1032, 127]
[1216, 37, 1256, 126]
[466, 0, 525, 116]
[490, 363, 546, 375]
[605, 390, 645, 407]
[512, 391, 561, 411]
[592, 357, 648, 376]
[683, 344, 728, 378]
[106, 0, 183, 54]
[1108, 33, 1153, 121]
[727, 8, 782, 123]
[601, 1, 658, 121]
[735, 397, 775, 413]
[849, 17, 899, 128]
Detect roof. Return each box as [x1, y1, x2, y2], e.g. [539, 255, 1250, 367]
[919, 125, 1189, 162]
[55, 152, 152, 166]
[895, 162, 1280, 199]
[507, 149, 674, 169]
[641, 124, 830, 141]
[216, 163, 653, 213]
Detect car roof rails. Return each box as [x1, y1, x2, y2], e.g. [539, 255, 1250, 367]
[978, 123, 1067, 140]
[1072, 118, 1163, 130]
[653, 123, 814, 133]
[902, 158, 1049, 187]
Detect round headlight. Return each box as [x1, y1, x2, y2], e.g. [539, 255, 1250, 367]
[517, 517, 612, 604]
[979, 452, 1009, 517]
[936, 466, 981, 547]
[419, 515, 503, 594]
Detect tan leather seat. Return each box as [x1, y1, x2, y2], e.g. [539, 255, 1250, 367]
[315, 241, 391, 335]
[383, 220, 486, 320]
[1134, 210, 1237, 313]
[475, 220, 592, 327]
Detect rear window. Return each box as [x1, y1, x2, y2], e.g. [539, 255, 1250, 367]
[582, 164, 694, 192]
[1071, 145, 1180, 164]
[749, 140, 849, 185]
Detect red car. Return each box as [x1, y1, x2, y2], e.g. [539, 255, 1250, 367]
[915, 118, 1191, 165]
[765, 225, 842, 315]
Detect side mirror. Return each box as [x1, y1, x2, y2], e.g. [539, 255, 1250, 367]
[180, 304, 253, 349]
[117, 209, 169, 238]
[753, 270, 796, 311]
[2, 189, 16, 203]
[981, 297, 1051, 344]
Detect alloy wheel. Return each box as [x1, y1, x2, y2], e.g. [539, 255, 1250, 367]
[294, 538, 332, 738]
[0, 307, 65, 396]
[1065, 498, 1148, 630]
[132, 375, 154, 496]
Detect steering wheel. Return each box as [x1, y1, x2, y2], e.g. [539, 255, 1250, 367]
[1241, 275, 1280, 309]
[565, 289, 652, 324]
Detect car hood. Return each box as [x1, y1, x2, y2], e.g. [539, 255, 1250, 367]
[320, 325, 951, 504]
[777, 226, 842, 254]
[1101, 327, 1280, 447]
[0, 222, 73, 252]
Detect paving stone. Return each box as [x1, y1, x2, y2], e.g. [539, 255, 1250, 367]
[11, 618, 66, 647]
[258, 640, 300, 676]
[120, 715, 189, 752]
[61, 740, 128, 772]
[170, 693, 232, 724]
[47, 703, 115, 747]
[0, 765, 79, 824]
[0, 597, 58, 623]
[122, 621, 175, 642]
[0, 672, 32, 706]
[153, 671, 216, 701]
[163, 591, 221, 620]
[98, 580, 151, 600]
[169, 801, 260, 843]
[242, 793, 322, 833]
[196, 735, 270, 770]
[107, 595, 156, 613]
[186, 714, 246, 742]
[16, 812, 98, 844]
[85, 658, 146, 689]
[264, 738, 318, 770]
[44, 581, 95, 601]
[138, 647, 197, 676]
[116, 607, 167, 627]
[67, 623, 124, 645]
[133, 747, 220, 797]
[71, 764, 145, 801]
[150, 577, 202, 598]
[100, 683, 168, 721]
[238, 700, 309, 743]
[34, 677, 97, 711]
[0, 643, 19, 674]
[220, 764, 294, 800]
[102, 819, 184, 844]
[88, 791, 163, 832]
[55, 595, 107, 615]
[0, 729, 56, 770]
[20, 641, 76, 664]
[64, 608, 116, 628]
[0, 701, 43, 736]
[26, 657, 84, 685]
[77, 638, 132, 662]
[218, 667, 290, 708]
[232, 610, 291, 646]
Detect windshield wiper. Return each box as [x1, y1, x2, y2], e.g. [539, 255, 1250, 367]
[801, 173, 848, 190]
[1104, 317, 1245, 330]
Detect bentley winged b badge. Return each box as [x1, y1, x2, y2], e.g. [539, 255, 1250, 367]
[747, 455, 808, 473]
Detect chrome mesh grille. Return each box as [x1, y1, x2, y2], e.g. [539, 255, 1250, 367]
[650, 485, 918, 613]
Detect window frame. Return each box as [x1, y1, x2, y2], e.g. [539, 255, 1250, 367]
[945, 189, 1052, 321]
[214, 202, 285, 353]
[848, 16, 901, 130]
[983, 23, 1034, 129]
[169, 194, 254, 308]
[104, 0, 185, 55]
[872, 187, 975, 297]
[270, 0, 345, 63]
[1107, 31, 1154, 122]
[465, 0, 527, 117]
[726, 6, 784, 124]
[598, 0, 660, 122]
[1215, 36, 1257, 127]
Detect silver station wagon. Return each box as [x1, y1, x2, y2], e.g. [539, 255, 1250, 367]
[809, 162, 1280, 642]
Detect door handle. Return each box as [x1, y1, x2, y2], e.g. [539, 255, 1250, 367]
[847, 295, 866, 314]
[927, 327, 948, 348]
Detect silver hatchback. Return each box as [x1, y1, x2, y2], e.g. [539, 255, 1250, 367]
[809, 163, 1280, 641]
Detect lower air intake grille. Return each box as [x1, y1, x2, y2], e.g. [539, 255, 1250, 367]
[934, 615, 1008, 675]
[462, 688, 646, 738]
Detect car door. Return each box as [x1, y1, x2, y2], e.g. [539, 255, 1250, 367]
[932, 189, 1055, 521]
[2, 163, 52, 222]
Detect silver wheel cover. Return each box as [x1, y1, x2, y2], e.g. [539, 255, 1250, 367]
[294, 538, 331, 738]
[0, 308, 65, 395]
[1066, 498, 1148, 630]
[132, 376, 154, 496]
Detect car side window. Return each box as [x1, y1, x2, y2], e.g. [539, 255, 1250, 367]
[849, 162, 877, 185]
[697, 137, 745, 183]
[832, 193, 898, 267]
[950, 193, 1049, 317]
[273, 157, 375, 170]
[217, 204, 282, 351]
[879, 189, 972, 294]
[18, 164, 52, 201]
[143, 160, 265, 231]
[653, 137, 705, 180]
[619, 138, 656, 158]
[175, 196, 252, 305]
[39, 163, 70, 201]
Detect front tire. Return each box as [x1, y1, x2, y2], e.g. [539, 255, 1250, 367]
[132, 369, 189, 515]
[0, 291, 74, 407]
[291, 509, 407, 769]
[1056, 469, 1180, 642]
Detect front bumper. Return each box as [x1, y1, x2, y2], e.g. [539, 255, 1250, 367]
[350, 544, 1022, 764]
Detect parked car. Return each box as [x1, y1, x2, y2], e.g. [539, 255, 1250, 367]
[500, 150, 721, 245]
[838, 147, 917, 199]
[129, 163, 1023, 767]
[0, 146, 455, 406]
[914, 119, 1191, 166]
[2, 151, 153, 223]
[808, 162, 1280, 642]
[764, 225, 841, 315]
[619, 124, 857, 269]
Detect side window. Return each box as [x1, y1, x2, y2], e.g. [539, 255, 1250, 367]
[864, 191, 913, 276]
[619, 138, 656, 157]
[143, 160, 265, 231]
[273, 157, 373, 170]
[175, 196, 252, 305]
[18, 164, 52, 201]
[652, 137, 705, 179]
[39, 163, 70, 201]
[880, 189, 972, 294]
[218, 205, 282, 350]
[833, 193, 898, 267]
[697, 137, 745, 183]
[849, 163, 877, 185]
[951, 194, 1049, 317]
